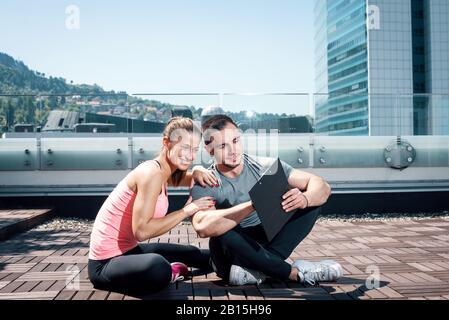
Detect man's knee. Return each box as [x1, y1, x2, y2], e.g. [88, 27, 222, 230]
[211, 228, 239, 244]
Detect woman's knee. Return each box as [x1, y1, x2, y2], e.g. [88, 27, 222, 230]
[128, 255, 172, 293]
[144, 254, 171, 279]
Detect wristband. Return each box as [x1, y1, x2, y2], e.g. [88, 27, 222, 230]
[302, 193, 309, 208]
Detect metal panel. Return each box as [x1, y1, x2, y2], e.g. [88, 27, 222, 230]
[313, 136, 394, 168]
[0, 138, 37, 171]
[276, 134, 310, 168]
[402, 136, 449, 167]
[40, 138, 129, 170]
[132, 137, 163, 168]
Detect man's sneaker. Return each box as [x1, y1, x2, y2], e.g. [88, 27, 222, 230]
[170, 262, 189, 283]
[229, 265, 266, 286]
[292, 259, 343, 285]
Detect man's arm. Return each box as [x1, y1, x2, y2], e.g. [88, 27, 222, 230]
[191, 201, 255, 238]
[285, 169, 331, 208]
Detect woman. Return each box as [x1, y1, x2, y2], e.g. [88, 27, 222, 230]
[88, 117, 217, 294]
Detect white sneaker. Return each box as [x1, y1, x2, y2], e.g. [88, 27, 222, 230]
[229, 265, 266, 286]
[292, 259, 343, 285]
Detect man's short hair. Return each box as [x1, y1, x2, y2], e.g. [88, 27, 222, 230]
[201, 114, 238, 131]
[201, 115, 239, 146]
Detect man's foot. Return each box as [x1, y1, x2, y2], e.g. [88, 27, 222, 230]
[170, 262, 189, 283]
[292, 259, 343, 285]
[229, 265, 266, 286]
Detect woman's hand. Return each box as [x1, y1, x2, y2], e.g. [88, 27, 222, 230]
[184, 196, 215, 217]
[192, 166, 219, 188]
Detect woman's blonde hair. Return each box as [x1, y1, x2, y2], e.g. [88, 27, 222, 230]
[162, 117, 201, 186]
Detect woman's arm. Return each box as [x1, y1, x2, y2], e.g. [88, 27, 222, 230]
[132, 168, 215, 241]
[132, 169, 187, 241]
[167, 165, 218, 188]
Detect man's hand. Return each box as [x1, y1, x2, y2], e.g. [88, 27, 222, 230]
[281, 188, 308, 213]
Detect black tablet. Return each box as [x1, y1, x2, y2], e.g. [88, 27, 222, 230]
[249, 158, 292, 242]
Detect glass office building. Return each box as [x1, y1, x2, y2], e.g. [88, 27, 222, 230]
[314, 0, 449, 136]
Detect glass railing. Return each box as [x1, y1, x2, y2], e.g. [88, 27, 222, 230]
[1, 92, 448, 174]
[313, 93, 449, 136]
[1, 92, 448, 136]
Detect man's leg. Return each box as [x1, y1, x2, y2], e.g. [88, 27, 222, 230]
[208, 225, 292, 281]
[265, 206, 321, 261]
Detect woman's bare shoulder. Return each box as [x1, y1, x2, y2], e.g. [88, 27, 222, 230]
[127, 161, 163, 192]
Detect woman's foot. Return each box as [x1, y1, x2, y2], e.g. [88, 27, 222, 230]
[170, 262, 189, 283]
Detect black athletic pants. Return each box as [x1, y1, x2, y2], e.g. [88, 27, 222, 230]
[88, 243, 210, 294]
[209, 206, 321, 281]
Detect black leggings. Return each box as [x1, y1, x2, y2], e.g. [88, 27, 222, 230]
[88, 243, 210, 294]
[209, 206, 321, 281]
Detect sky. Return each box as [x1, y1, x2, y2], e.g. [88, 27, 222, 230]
[0, 0, 316, 114]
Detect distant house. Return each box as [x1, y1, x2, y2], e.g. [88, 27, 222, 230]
[14, 124, 35, 133]
[84, 112, 165, 133]
[113, 106, 126, 115]
[242, 116, 313, 133]
[74, 123, 116, 133]
[171, 106, 193, 119]
[42, 110, 84, 132]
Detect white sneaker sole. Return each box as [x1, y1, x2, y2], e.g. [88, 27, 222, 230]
[229, 265, 265, 286]
[229, 265, 245, 286]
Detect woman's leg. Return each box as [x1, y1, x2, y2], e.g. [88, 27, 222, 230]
[88, 252, 172, 294]
[134, 243, 211, 270]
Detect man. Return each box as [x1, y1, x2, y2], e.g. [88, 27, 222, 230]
[190, 115, 342, 286]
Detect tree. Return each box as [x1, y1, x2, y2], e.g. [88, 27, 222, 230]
[25, 96, 36, 123]
[6, 99, 14, 128]
[48, 96, 58, 109]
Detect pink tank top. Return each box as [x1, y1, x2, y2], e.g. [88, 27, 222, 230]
[89, 161, 169, 260]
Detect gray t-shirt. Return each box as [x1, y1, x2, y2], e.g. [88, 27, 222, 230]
[190, 154, 294, 228]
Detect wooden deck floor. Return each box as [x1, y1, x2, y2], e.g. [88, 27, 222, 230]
[0, 209, 53, 242]
[1, 215, 449, 300]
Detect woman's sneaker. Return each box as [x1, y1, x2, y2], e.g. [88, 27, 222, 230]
[170, 262, 189, 283]
[292, 259, 343, 285]
[229, 265, 266, 285]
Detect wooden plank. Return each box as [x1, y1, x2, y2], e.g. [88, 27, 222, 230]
[71, 290, 94, 300]
[31, 280, 57, 292]
[54, 290, 76, 300]
[18, 271, 75, 282]
[42, 256, 87, 264]
[28, 263, 48, 272]
[14, 281, 40, 293]
[107, 292, 125, 300]
[0, 263, 36, 273]
[194, 289, 211, 300]
[89, 290, 110, 300]
[227, 289, 247, 300]
[0, 291, 59, 300]
[47, 280, 69, 292]
[0, 281, 24, 293]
